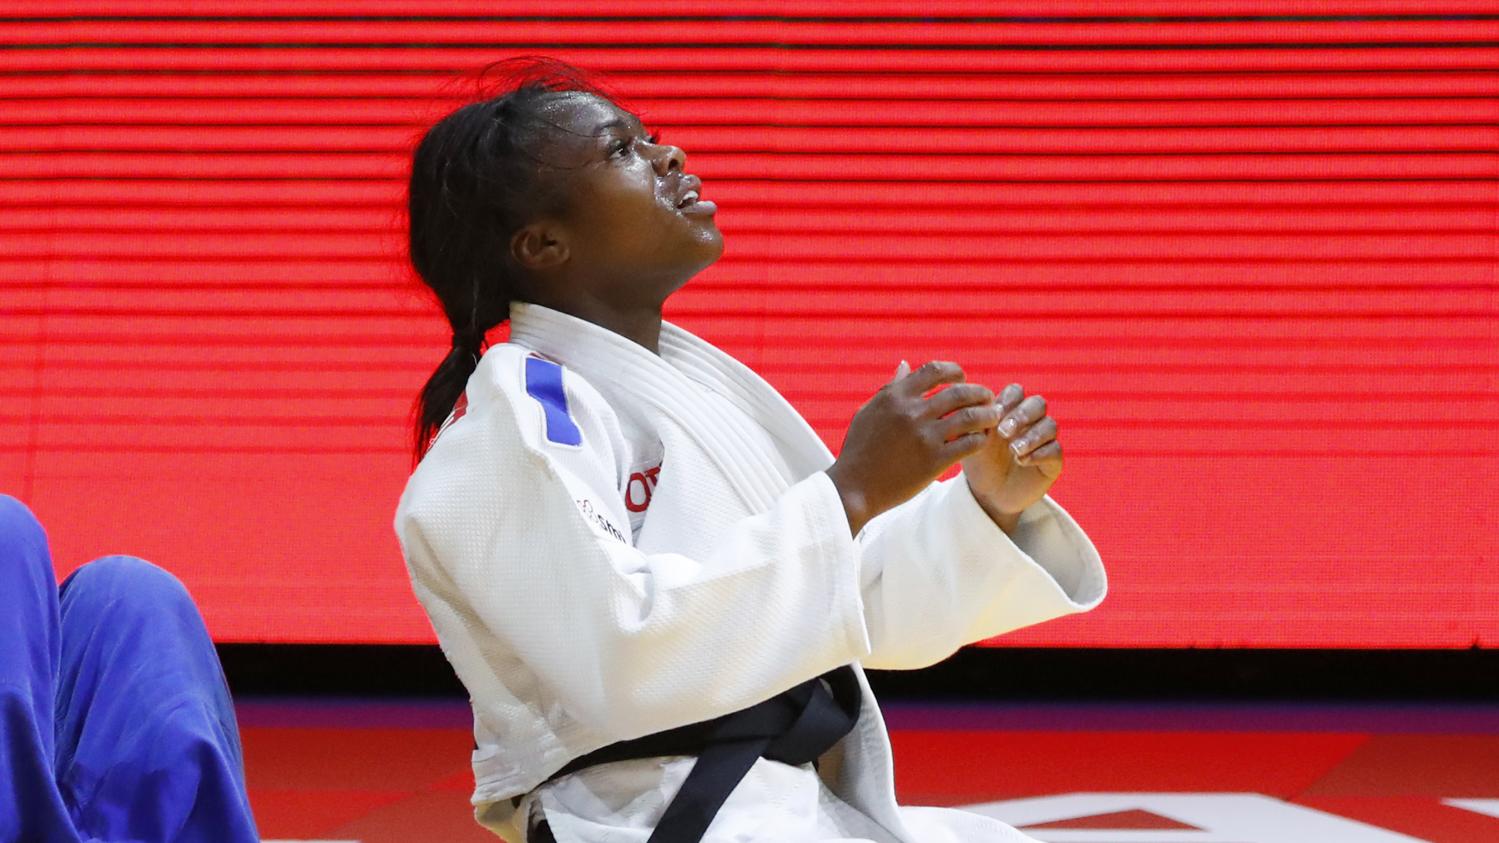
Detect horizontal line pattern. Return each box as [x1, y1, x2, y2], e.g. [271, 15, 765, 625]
[10, 1, 1499, 15]
[3, 6, 1494, 646]
[6, 18, 1499, 44]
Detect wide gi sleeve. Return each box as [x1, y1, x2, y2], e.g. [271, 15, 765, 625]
[853, 474, 1106, 670]
[395, 355, 873, 742]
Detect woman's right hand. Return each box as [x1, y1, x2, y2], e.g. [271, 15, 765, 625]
[825, 360, 1000, 536]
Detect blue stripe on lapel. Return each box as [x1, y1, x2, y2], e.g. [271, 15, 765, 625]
[524, 355, 583, 447]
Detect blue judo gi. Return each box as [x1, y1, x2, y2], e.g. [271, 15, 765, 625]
[0, 495, 258, 843]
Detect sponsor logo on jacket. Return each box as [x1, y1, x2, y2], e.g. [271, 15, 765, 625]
[625, 464, 661, 514]
[575, 497, 626, 543]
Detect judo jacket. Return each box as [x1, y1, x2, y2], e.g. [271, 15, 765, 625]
[393, 301, 1107, 842]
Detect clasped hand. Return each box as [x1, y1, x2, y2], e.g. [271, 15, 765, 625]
[827, 360, 1063, 537]
[959, 380, 1063, 532]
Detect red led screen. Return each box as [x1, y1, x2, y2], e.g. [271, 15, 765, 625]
[3, 4, 1495, 645]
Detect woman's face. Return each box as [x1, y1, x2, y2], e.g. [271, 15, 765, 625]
[526, 91, 723, 309]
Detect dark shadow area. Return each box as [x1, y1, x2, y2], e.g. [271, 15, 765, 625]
[218, 645, 1499, 700]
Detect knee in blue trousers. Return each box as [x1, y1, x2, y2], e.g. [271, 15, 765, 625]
[1, 495, 259, 843]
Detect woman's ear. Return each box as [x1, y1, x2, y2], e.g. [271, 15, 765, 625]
[509, 223, 569, 272]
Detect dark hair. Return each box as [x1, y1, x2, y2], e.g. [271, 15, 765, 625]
[407, 57, 615, 462]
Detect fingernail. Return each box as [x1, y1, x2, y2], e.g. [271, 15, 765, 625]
[1010, 438, 1026, 455]
[999, 417, 1017, 437]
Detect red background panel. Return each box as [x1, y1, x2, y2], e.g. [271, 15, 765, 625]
[2, 4, 1494, 644]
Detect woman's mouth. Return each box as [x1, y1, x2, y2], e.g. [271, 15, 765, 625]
[675, 190, 716, 216]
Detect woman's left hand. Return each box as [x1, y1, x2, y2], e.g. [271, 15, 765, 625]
[958, 383, 1063, 531]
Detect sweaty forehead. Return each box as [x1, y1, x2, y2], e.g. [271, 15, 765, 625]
[535, 91, 642, 137]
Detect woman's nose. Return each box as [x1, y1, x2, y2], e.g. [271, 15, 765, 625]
[654, 142, 685, 176]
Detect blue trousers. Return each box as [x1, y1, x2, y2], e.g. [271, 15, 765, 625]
[0, 495, 259, 843]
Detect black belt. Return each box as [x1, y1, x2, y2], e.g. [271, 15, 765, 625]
[535, 666, 861, 843]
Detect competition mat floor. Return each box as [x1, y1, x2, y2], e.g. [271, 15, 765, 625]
[237, 699, 1499, 843]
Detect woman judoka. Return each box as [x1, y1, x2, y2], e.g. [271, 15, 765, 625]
[0, 495, 259, 843]
[394, 60, 1107, 843]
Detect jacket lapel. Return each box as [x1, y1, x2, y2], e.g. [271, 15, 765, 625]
[507, 302, 797, 514]
[657, 322, 836, 478]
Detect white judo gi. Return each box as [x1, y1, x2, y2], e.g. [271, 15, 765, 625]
[393, 301, 1108, 843]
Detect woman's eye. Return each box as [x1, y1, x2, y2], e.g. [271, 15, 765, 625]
[610, 133, 659, 159]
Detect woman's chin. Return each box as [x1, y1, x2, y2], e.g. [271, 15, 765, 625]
[698, 235, 726, 273]
[681, 227, 725, 269]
